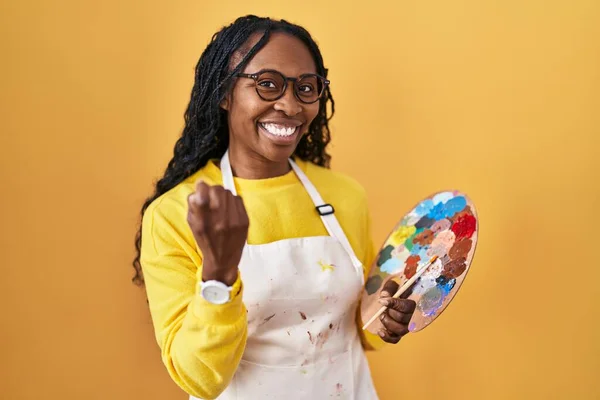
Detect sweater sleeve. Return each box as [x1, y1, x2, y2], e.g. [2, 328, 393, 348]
[140, 199, 248, 399]
[356, 207, 387, 351]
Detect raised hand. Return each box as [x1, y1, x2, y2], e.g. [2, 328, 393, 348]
[187, 180, 249, 285]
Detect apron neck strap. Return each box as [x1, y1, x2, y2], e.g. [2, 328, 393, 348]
[220, 150, 364, 282]
[220, 149, 237, 194]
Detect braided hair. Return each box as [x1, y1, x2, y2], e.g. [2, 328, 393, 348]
[132, 15, 335, 286]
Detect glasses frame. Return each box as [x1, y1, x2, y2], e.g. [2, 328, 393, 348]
[236, 69, 330, 104]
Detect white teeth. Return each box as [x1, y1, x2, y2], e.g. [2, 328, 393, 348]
[261, 123, 297, 137]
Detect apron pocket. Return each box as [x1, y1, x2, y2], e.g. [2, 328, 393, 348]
[231, 349, 355, 399]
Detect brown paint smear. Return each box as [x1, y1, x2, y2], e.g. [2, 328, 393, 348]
[315, 331, 330, 349]
[449, 238, 472, 260]
[258, 314, 276, 327]
[443, 257, 467, 278]
[299, 311, 307, 320]
[265, 314, 275, 321]
[413, 229, 435, 246]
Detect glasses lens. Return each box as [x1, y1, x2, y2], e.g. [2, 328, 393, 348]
[255, 71, 286, 101]
[295, 75, 324, 103]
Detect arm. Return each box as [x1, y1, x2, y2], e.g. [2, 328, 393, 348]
[355, 207, 417, 349]
[355, 210, 387, 351]
[141, 199, 247, 399]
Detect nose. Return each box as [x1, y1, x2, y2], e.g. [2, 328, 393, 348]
[273, 84, 302, 116]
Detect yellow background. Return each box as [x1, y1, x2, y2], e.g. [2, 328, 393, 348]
[1, 0, 599, 399]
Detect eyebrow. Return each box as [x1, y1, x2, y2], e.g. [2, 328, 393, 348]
[242, 66, 318, 76]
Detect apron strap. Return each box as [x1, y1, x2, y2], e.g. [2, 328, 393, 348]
[220, 150, 237, 195]
[288, 159, 364, 282]
[220, 150, 364, 283]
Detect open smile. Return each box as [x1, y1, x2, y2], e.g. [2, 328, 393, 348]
[257, 122, 302, 145]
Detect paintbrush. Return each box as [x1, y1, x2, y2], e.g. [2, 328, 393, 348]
[362, 255, 439, 331]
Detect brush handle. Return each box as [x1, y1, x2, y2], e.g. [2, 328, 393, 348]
[362, 256, 437, 331]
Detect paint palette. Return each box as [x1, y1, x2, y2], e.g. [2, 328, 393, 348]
[360, 190, 478, 334]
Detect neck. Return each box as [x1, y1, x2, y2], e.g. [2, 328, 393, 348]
[227, 145, 292, 179]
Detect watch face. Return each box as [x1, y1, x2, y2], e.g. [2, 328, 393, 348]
[203, 286, 229, 304]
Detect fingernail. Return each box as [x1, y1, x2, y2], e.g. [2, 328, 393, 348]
[378, 330, 385, 338]
[380, 291, 391, 298]
[380, 314, 385, 321]
[379, 299, 390, 306]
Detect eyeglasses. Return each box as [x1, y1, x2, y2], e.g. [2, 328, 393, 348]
[236, 69, 330, 104]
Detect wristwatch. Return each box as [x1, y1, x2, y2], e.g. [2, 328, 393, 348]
[199, 280, 233, 304]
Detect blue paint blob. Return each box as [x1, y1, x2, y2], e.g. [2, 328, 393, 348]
[418, 247, 429, 261]
[427, 202, 446, 220]
[415, 199, 434, 217]
[411, 244, 425, 256]
[443, 196, 467, 218]
[380, 258, 402, 274]
[427, 195, 468, 219]
[440, 278, 456, 295]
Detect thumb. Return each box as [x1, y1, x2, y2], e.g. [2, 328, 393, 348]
[380, 279, 399, 298]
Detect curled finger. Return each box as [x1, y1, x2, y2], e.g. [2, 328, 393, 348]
[385, 298, 416, 315]
[386, 307, 413, 325]
[380, 311, 409, 337]
[208, 185, 225, 210]
[377, 328, 401, 344]
[188, 180, 209, 212]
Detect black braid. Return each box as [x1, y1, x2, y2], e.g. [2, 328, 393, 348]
[132, 16, 335, 286]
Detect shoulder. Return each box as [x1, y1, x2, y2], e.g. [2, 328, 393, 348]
[296, 159, 373, 265]
[299, 159, 368, 203]
[297, 159, 371, 228]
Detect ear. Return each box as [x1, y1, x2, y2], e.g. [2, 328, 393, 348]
[220, 98, 229, 111]
[220, 93, 231, 111]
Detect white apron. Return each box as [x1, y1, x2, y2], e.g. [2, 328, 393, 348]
[191, 151, 379, 400]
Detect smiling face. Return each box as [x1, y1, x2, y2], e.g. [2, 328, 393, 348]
[223, 32, 321, 168]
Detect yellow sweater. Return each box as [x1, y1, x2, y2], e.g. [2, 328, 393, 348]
[140, 158, 382, 399]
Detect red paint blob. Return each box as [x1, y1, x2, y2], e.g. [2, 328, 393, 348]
[451, 214, 476, 239]
[404, 255, 421, 279]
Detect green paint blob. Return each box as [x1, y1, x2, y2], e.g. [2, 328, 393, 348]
[377, 245, 394, 267]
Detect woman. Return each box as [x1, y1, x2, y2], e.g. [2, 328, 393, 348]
[133, 15, 416, 400]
